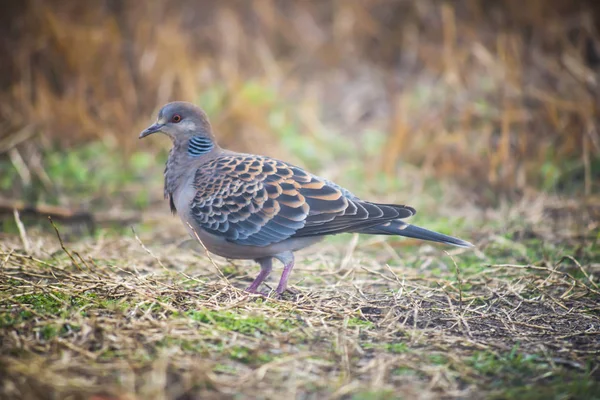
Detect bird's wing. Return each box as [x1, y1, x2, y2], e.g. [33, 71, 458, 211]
[190, 155, 416, 247]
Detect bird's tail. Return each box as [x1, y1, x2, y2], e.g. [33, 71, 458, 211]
[358, 220, 473, 248]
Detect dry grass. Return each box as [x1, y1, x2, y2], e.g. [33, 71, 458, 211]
[1, 196, 598, 399]
[1, 0, 598, 196]
[1, 1, 599, 398]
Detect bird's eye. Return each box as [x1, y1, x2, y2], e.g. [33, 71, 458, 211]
[171, 114, 182, 123]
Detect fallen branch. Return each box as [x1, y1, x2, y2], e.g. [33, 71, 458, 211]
[0, 197, 141, 232]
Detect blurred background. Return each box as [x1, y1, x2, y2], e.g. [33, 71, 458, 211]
[0, 0, 598, 232]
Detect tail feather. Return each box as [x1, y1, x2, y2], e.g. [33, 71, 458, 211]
[358, 220, 473, 248]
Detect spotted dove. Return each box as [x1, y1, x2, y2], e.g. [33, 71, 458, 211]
[140, 102, 473, 295]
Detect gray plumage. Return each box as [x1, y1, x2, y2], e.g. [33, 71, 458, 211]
[140, 101, 473, 295]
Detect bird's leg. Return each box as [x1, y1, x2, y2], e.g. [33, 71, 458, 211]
[246, 257, 273, 293]
[275, 252, 295, 295]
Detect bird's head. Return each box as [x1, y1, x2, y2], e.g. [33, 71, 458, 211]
[139, 102, 215, 144]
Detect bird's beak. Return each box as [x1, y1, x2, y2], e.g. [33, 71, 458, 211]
[139, 123, 163, 139]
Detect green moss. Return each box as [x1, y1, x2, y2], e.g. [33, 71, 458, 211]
[97, 349, 125, 361]
[347, 317, 374, 329]
[468, 348, 548, 389]
[392, 366, 421, 377]
[157, 336, 274, 366]
[0, 312, 26, 328]
[213, 363, 237, 374]
[428, 353, 448, 365]
[220, 264, 238, 276]
[0, 292, 85, 326]
[362, 341, 410, 354]
[490, 378, 600, 400]
[157, 337, 206, 354]
[7, 278, 24, 287]
[40, 324, 59, 340]
[0, 291, 134, 327]
[35, 322, 81, 341]
[351, 390, 397, 400]
[385, 342, 409, 354]
[180, 309, 298, 335]
[97, 298, 131, 312]
[228, 345, 274, 365]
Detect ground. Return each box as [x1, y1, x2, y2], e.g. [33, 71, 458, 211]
[1, 194, 598, 400]
[1, 2, 598, 398]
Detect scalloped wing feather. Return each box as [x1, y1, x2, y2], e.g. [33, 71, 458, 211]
[190, 155, 416, 247]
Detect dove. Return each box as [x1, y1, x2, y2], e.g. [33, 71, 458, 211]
[140, 102, 473, 295]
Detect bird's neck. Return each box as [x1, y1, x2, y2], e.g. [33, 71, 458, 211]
[163, 139, 219, 201]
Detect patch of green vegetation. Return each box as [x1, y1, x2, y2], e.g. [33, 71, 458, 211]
[461, 348, 600, 398]
[347, 317, 374, 329]
[16, 292, 73, 314]
[155, 295, 173, 304]
[158, 335, 274, 366]
[361, 341, 409, 354]
[481, 234, 597, 273]
[97, 348, 126, 362]
[179, 277, 208, 288]
[0, 163, 18, 191]
[44, 142, 161, 206]
[419, 232, 598, 281]
[451, 254, 488, 276]
[360, 342, 376, 350]
[392, 366, 422, 377]
[523, 241, 566, 264]
[179, 309, 298, 335]
[428, 353, 448, 365]
[351, 389, 397, 400]
[157, 337, 205, 353]
[40, 324, 59, 340]
[32, 322, 81, 341]
[228, 345, 274, 365]
[98, 298, 133, 312]
[1, 310, 27, 327]
[489, 378, 600, 400]
[385, 342, 409, 354]
[219, 264, 238, 276]
[0, 140, 167, 224]
[0, 291, 135, 328]
[0, 218, 19, 235]
[212, 363, 237, 374]
[468, 348, 546, 388]
[0, 292, 83, 327]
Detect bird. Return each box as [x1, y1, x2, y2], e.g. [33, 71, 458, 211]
[140, 101, 473, 296]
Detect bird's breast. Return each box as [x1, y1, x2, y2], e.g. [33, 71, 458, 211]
[172, 174, 197, 220]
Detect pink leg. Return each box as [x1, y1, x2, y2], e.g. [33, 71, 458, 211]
[275, 256, 295, 295]
[246, 258, 272, 293]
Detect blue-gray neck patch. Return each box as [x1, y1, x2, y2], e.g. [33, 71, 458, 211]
[188, 136, 214, 156]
